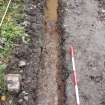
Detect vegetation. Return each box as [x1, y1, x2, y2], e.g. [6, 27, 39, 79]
[0, 0, 25, 62]
[0, 64, 6, 89]
[0, 0, 25, 101]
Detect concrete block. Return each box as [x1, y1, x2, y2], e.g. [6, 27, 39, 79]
[6, 74, 21, 93]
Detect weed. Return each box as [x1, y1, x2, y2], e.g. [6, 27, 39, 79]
[0, 0, 25, 61]
[0, 0, 25, 103]
[0, 64, 6, 90]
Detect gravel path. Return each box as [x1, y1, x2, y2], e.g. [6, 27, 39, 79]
[62, 0, 105, 105]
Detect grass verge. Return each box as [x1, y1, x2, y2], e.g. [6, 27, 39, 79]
[0, 0, 25, 103]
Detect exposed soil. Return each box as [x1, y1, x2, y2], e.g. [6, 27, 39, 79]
[61, 0, 105, 105]
[7, 0, 45, 104]
[6, 0, 65, 105]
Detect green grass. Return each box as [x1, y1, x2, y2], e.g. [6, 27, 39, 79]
[0, 64, 6, 89]
[0, 0, 25, 61]
[0, 22, 24, 60]
[0, 0, 25, 103]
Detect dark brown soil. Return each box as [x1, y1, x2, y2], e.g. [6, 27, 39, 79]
[7, 0, 45, 105]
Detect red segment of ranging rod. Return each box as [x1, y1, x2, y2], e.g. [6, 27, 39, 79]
[70, 46, 80, 105]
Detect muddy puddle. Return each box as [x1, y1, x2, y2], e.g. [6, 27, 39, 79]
[45, 0, 58, 22]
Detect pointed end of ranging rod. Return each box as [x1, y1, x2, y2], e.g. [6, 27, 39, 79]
[69, 46, 75, 56]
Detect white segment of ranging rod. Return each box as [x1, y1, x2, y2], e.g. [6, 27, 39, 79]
[0, 0, 12, 28]
[70, 46, 80, 105]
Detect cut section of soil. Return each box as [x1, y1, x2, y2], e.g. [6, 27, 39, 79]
[35, 0, 65, 104]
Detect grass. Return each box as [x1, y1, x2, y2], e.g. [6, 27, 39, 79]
[0, 0, 25, 62]
[0, 64, 6, 89]
[0, 0, 25, 77]
[0, 22, 24, 61]
[0, 0, 25, 103]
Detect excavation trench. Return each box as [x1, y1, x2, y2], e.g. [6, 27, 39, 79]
[36, 0, 65, 105]
[6, 0, 65, 105]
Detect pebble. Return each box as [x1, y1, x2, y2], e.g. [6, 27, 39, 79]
[24, 96, 29, 101]
[9, 99, 12, 104]
[22, 21, 30, 27]
[0, 45, 3, 49]
[19, 60, 26, 67]
[102, 9, 105, 13]
[0, 38, 6, 44]
[6, 74, 21, 93]
[18, 99, 23, 103]
[22, 91, 29, 95]
[19, 70, 24, 73]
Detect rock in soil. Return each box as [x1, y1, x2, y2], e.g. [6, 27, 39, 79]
[5, 74, 21, 93]
[19, 60, 27, 67]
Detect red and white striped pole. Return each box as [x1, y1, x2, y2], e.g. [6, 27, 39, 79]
[70, 46, 80, 105]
